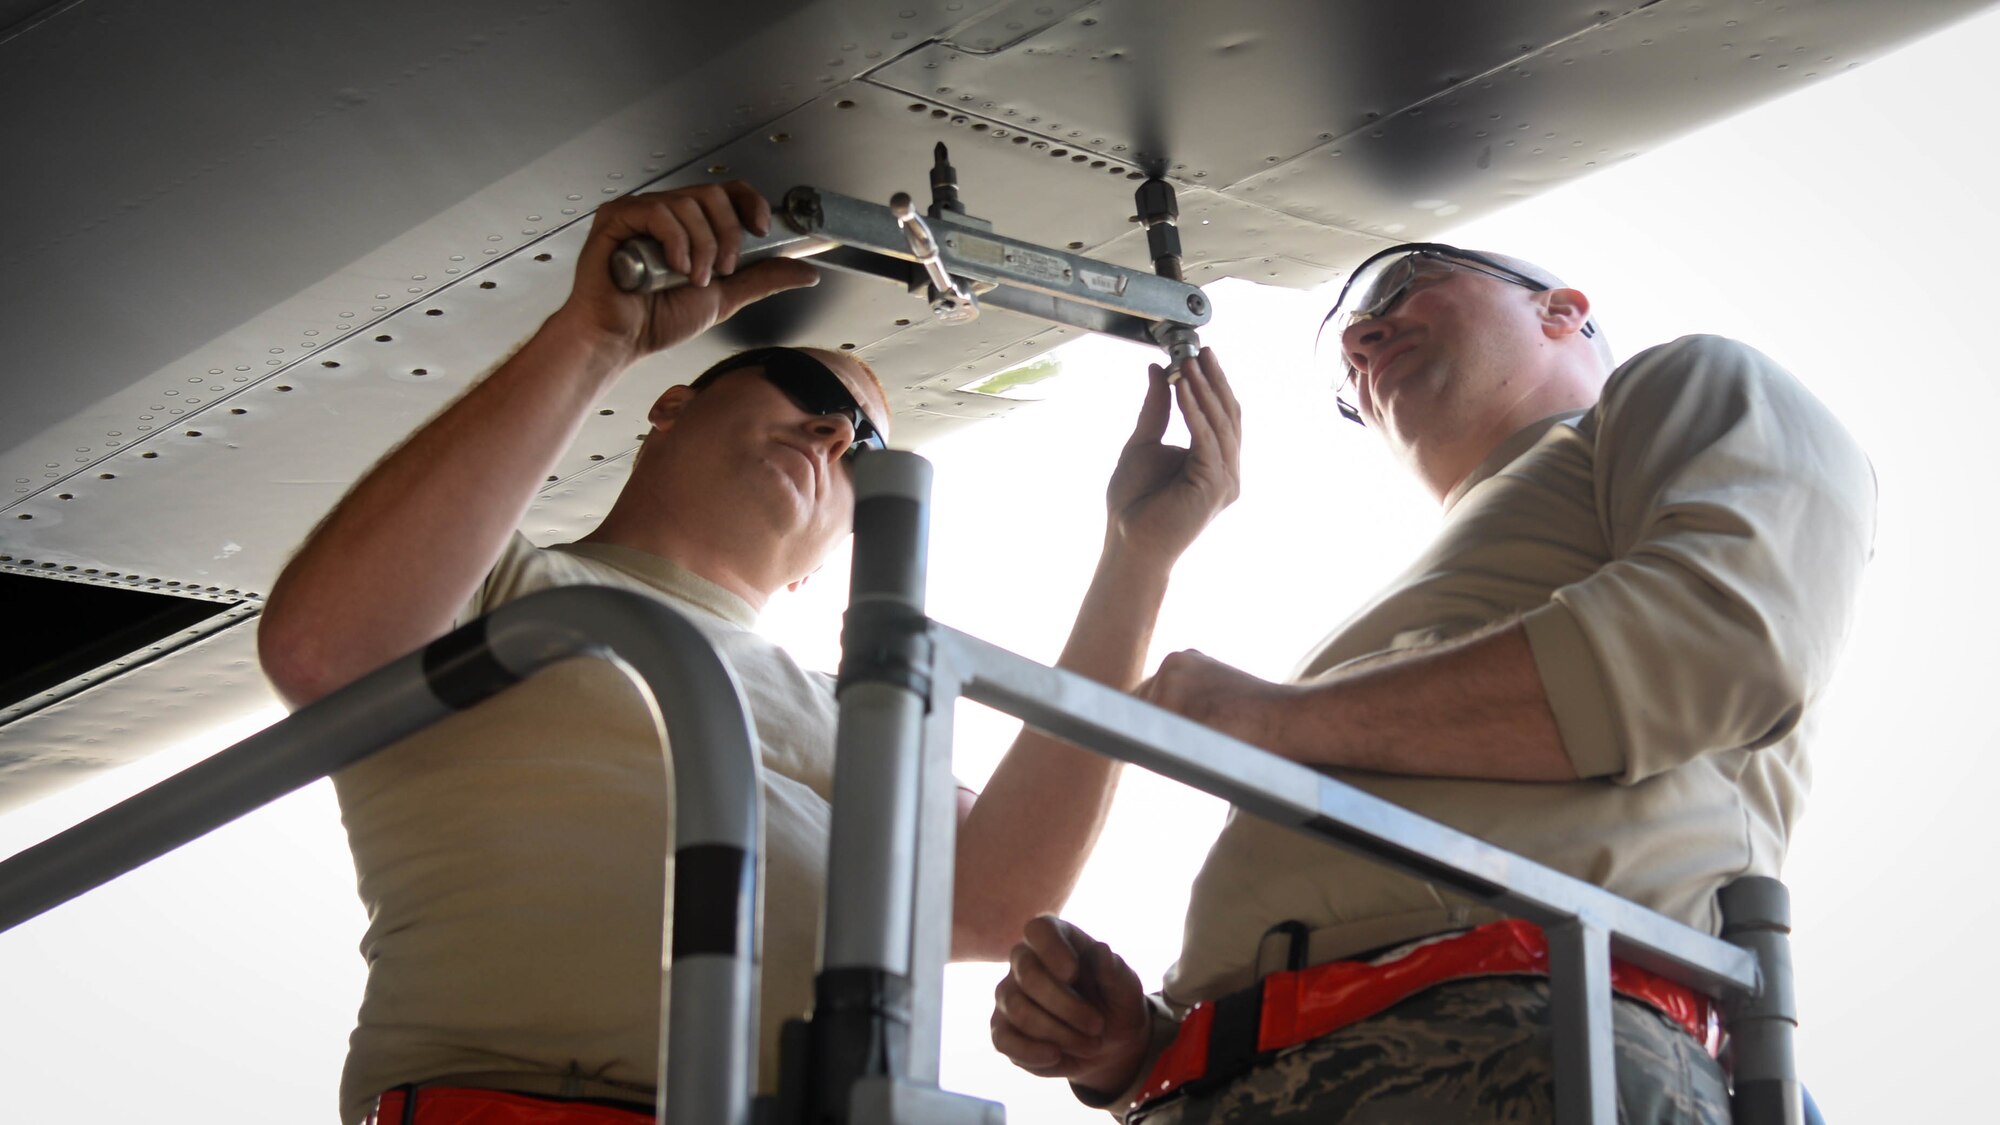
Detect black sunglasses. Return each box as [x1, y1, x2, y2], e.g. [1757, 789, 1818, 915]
[690, 347, 887, 459]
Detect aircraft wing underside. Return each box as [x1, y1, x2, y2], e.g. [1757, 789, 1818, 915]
[0, 0, 1984, 809]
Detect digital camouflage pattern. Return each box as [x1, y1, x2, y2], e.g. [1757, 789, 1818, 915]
[1130, 977, 1728, 1125]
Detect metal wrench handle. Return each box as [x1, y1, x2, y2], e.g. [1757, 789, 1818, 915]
[609, 226, 837, 294]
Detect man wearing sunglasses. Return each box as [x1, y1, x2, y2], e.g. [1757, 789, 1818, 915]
[258, 181, 1243, 1125]
[990, 242, 1873, 1123]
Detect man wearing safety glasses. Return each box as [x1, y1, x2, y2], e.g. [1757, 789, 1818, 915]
[991, 242, 1874, 1123]
[258, 182, 1243, 1125]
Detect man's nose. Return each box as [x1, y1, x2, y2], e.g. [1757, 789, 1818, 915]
[1342, 317, 1392, 373]
[804, 411, 854, 453]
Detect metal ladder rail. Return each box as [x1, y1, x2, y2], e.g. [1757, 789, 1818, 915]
[805, 449, 1801, 1125]
[0, 585, 768, 1125]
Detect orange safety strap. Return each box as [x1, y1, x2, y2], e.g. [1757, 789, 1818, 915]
[1135, 919, 1722, 1112]
[369, 1087, 654, 1125]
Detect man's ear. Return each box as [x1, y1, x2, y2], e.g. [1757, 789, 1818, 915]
[649, 384, 697, 431]
[1539, 287, 1594, 340]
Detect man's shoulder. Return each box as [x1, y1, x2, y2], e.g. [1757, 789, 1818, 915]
[1595, 334, 1804, 423]
[1608, 333, 1779, 391]
[476, 532, 594, 608]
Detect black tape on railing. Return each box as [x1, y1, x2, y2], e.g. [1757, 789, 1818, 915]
[421, 618, 523, 711]
[671, 844, 750, 958]
[850, 494, 926, 601]
[836, 600, 934, 702]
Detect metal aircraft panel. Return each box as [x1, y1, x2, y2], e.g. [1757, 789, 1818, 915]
[2, 0, 1990, 807]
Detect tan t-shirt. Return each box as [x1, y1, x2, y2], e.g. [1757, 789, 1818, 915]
[1166, 335, 1876, 1006]
[334, 535, 837, 1123]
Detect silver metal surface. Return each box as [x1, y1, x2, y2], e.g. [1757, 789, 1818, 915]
[821, 450, 933, 977]
[796, 185, 1214, 338]
[892, 192, 982, 321]
[0, 615, 275, 815]
[662, 957, 758, 1125]
[611, 227, 839, 295]
[821, 684, 927, 975]
[3, 0, 1987, 805]
[0, 642, 452, 932]
[1546, 918, 1619, 1125]
[904, 660, 964, 1085]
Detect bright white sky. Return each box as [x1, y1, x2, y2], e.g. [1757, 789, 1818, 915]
[5, 9, 1999, 1121]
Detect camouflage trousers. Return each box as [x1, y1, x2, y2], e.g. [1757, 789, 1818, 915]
[1130, 977, 1729, 1125]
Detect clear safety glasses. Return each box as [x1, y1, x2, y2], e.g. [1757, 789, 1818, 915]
[1314, 243, 1594, 426]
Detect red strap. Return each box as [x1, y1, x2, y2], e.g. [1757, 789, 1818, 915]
[1136, 920, 1721, 1110]
[369, 1087, 654, 1125]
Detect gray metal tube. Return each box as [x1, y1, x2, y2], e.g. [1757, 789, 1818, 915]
[0, 586, 766, 1125]
[610, 224, 837, 294]
[904, 657, 965, 1084]
[822, 685, 925, 974]
[1721, 877, 1802, 1125]
[1546, 917, 1618, 1125]
[806, 450, 935, 1125]
[821, 450, 934, 974]
[0, 647, 453, 933]
[473, 587, 765, 1125]
[935, 623, 1761, 1001]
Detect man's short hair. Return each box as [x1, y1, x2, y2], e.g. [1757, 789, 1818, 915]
[1462, 249, 1615, 372]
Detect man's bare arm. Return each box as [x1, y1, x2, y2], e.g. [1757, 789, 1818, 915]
[258, 183, 818, 706]
[1141, 622, 1579, 783]
[951, 350, 1242, 961]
